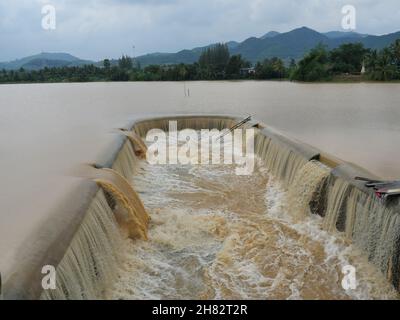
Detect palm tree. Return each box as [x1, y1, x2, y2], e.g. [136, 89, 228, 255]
[375, 49, 396, 81]
[390, 39, 400, 77]
[390, 39, 400, 60]
[365, 48, 396, 81]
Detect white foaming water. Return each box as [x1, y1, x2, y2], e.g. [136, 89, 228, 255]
[106, 140, 398, 300]
[267, 178, 398, 300]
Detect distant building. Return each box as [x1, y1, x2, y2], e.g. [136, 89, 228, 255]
[240, 67, 255, 76]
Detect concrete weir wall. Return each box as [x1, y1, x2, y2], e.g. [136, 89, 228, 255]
[4, 115, 400, 299]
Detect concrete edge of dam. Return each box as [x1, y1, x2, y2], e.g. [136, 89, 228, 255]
[4, 114, 400, 299]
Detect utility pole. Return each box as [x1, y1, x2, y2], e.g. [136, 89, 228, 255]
[132, 45, 136, 68]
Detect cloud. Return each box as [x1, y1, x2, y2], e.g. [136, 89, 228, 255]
[0, 0, 399, 61]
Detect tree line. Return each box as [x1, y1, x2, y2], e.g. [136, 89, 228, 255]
[1, 40, 399, 84]
[291, 40, 400, 81]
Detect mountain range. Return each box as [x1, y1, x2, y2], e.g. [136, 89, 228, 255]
[135, 27, 400, 66]
[1, 27, 400, 70]
[0, 52, 92, 71]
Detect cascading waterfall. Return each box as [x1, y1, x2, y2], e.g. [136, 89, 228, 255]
[88, 165, 150, 240]
[254, 127, 400, 292]
[41, 141, 150, 300]
[322, 178, 351, 233]
[287, 160, 330, 220]
[41, 189, 123, 300]
[119, 129, 148, 159]
[313, 175, 400, 290]
[133, 117, 236, 137]
[254, 135, 309, 188]
[343, 187, 400, 289]
[112, 140, 137, 178]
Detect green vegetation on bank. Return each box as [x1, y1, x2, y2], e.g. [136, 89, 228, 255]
[1, 40, 399, 84]
[291, 40, 400, 81]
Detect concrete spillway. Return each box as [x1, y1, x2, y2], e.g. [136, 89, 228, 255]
[4, 115, 400, 299]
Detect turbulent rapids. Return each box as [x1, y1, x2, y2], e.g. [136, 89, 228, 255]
[39, 117, 400, 300]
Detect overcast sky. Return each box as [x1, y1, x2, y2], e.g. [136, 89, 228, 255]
[0, 0, 399, 61]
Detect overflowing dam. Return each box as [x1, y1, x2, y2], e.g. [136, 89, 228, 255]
[3, 115, 398, 300]
[2, 82, 400, 300]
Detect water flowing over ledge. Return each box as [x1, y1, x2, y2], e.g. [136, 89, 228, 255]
[4, 115, 400, 299]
